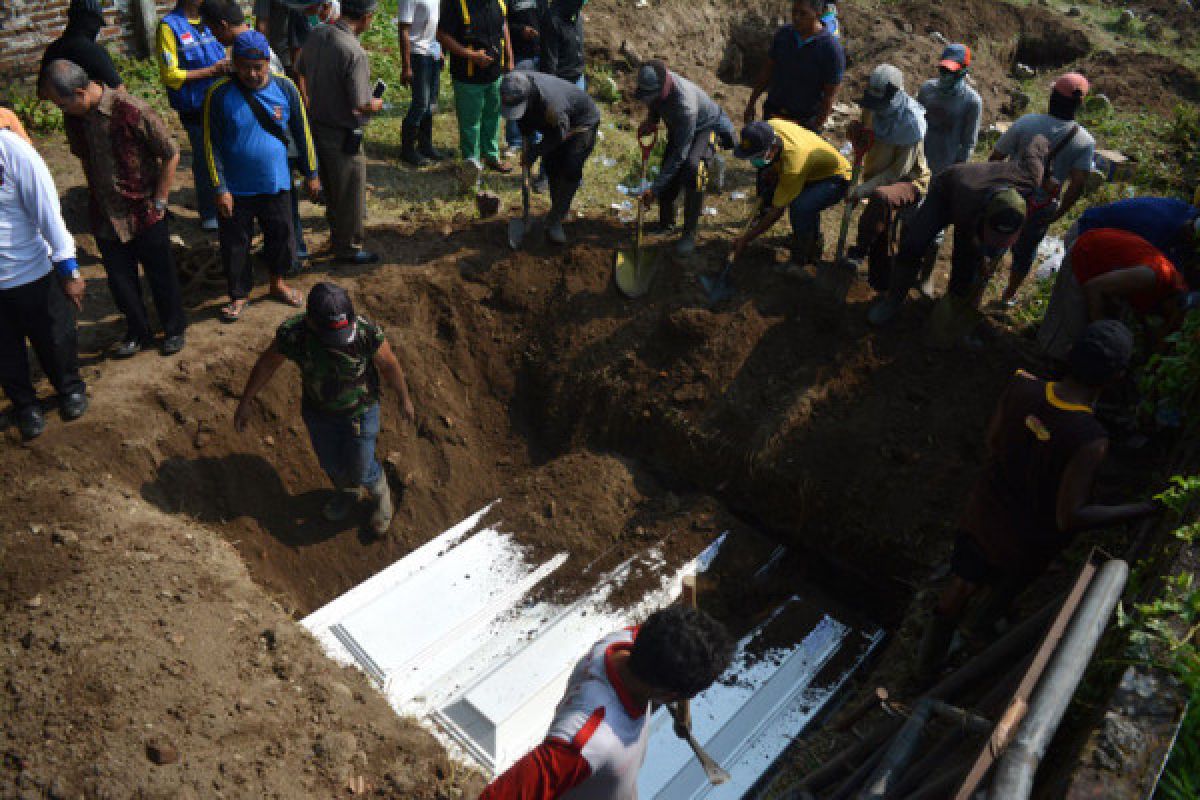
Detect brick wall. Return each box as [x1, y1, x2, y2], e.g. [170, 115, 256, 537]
[0, 0, 176, 80]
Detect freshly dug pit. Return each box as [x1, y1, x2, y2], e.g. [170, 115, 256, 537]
[1014, 22, 1093, 69]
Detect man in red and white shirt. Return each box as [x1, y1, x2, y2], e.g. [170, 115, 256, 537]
[479, 606, 733, 800]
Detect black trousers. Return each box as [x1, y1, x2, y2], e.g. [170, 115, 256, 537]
[96, 218, 186, 342]
[0, 272, 85, 410]
[219, 190, 295, 301]
[542, 124, 598, 195]
[658, 129, 717, 224]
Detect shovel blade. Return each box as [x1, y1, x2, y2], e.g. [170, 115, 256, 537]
[507, 218, 526, 250]
[614, 249, 659, 298]
[924, 293, 981, 350]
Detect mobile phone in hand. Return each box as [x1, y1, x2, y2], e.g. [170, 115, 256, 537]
[372, 79, 387, 99]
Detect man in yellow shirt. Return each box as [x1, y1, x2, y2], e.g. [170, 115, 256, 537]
[158, 0, 230, 231]
[730, 119, 850, 271]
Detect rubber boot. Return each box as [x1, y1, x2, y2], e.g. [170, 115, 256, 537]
[545, 178, 577, 245]
[868, 259, 919, 325]
[652, 201, 676, 235]
[418, 116, 446, 162]
[916, 611, 958, 681]
[674, 186, 703, 257]
[401, 123, 429, 167]
[323, 487, 359, 522]
[367, 475, 394, 536]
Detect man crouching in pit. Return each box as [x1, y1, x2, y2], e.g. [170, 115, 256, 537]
[234, 282, 416, 536]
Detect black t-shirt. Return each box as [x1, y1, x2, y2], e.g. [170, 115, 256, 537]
[539, 0, 583, 83]
[439, 0, 508, 84]
[40, 30, 124, 90]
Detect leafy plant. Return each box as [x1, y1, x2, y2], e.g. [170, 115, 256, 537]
[1138, 310, 1200, 428]
[7, 89, 63, 134]
[1156, 474, 1200, 515]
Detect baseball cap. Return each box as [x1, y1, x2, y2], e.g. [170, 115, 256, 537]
[306, 283, 358, 346]
[1068, 320, 1133, 385]
[938, 43, 971, 72]
[232, 30, 272, 60]
[634, 61, 668, 102]
[733, 121, 777, 160]
[859, 64, 904, 111]
[981, 188, 1026, 250]
[499, 71, 533, 121]
[1052, 72, 1089, 99]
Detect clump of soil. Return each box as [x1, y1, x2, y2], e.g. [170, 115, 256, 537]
[1081, 50, 1200, 113]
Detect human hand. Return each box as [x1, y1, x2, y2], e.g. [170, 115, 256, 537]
[468, 48, 494, 68]
[639, 187, 655, 208]
[304, 176, 321, 202]
[216, 191, 234, 219]
[521, 25, 539, 41]
[367, 96, 384, 113]
[60, 275, 85, 312]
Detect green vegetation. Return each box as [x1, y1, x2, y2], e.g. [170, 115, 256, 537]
[6, 88, 63, 134]
[1137, 311, 1200, 429]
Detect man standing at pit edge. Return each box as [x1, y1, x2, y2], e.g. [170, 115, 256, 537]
[295, 0, 385, 266]
[235, 282, 416, 536]
[743, 0, 845, 133]
[0, 128, 87, 441]
[480, 606, 734, 799]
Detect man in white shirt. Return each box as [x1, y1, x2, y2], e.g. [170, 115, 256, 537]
[480, 606, 733, 800]
[397, 0, 446, 165]
[0, 130, 88, 440]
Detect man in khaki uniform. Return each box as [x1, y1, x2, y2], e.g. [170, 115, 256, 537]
[295, 0, 383, 265]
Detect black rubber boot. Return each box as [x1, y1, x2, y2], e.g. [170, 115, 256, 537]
[916, 611, 958, 681]
[418, 117, 446, 161]
[676, 186, 704, 257]
[545, 178, 578, 245]
[401, 123, 429, 167]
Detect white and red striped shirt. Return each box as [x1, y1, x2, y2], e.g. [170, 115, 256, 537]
[480, 628, 651, 800]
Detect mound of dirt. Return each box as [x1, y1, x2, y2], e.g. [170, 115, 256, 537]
[1081, 49, 1200, 113]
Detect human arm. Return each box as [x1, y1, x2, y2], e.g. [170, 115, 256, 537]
[234, 344, 288, 431]
[201, 84, 234, 218]
[397, 0, 416, 84]
[156, 23, 227, 89]
[502, 20, 514, 72]
[958, 95, 981, 165]
[11, 135, 83, 309]
[1051, 167, 1089, 222]
[142, 107, 181, 212]
[852, 142, 919, 199]
[744, 57, 773, 124]
[283, 77, 320, 194]
[811, 82, 839, 130]
[373, 340, 415, 422]
[1056, 439, 1160, 533]
[651, 107, 696, 196]
[1081, 265, 1158, 321]
[730, 203, 785, 261]
[350, 52, 383, 117]
[478, 740, 592, 800]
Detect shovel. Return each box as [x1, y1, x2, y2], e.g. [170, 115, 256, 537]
[924, 253, 1004, 349]
[614, 128, 660, 298]
[699, 200, 762, 304]
[819, 121, 875, 302]
[508, 157, 533, 249]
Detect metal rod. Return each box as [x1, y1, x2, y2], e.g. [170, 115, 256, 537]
[797, 716, 904, 791]
[855, 697, 936, 799]
[987, 559, 1129, 800]
[829, 744, 888, 800]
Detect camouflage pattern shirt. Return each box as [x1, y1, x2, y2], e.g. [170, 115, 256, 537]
[275, 314, 387, 417]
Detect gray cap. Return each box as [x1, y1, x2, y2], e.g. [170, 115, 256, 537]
[634, 61, 667, 102]
[859, 64, 904, 111]
[500, 71, 533, 121]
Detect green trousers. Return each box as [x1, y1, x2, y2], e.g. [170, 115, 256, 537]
[452, 78, 502, 161]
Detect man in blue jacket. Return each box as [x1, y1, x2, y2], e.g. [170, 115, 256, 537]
[1074, 196, 1199, 279]
[158, 0, 230, 231]
[203, 31, 320, 322]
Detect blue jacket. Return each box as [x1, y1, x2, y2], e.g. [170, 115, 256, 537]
[1078, 197, 1198, 271]
[203, 75, 317, 197]
[161, 9, 227, 117]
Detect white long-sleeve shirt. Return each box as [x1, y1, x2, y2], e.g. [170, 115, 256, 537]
[0, 129, 76, 290]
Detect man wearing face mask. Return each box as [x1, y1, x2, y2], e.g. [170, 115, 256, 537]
[729, 120, 850, 270]
[744, 0, 845, 133]
[916, 44, 981, 177]
[991, 72, 1095, 308]
[633, 60, 736, 257]
[840, 64, 930, 290]
[867, 136, 1049, 327]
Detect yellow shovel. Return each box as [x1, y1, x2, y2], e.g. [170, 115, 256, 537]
[614, 129, 660, 298]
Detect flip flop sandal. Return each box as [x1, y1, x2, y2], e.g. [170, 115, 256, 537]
[220, 302, 245, 323]
[272, 287, 304, 307]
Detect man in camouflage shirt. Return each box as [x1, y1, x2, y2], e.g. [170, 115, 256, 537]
[234, 282, 416, 535]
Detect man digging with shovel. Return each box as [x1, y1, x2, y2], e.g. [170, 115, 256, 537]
[500, 69, 600, 245]
[632, 59, 736, 258]
[705, 120, 849, 300]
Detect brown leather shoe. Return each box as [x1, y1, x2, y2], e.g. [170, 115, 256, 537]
[483, 156, 513, 174]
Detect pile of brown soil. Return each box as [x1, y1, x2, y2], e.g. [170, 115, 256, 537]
[1081, 49, 1200, 114]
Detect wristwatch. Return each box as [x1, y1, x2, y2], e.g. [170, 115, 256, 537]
[153, 198, 168, 213]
